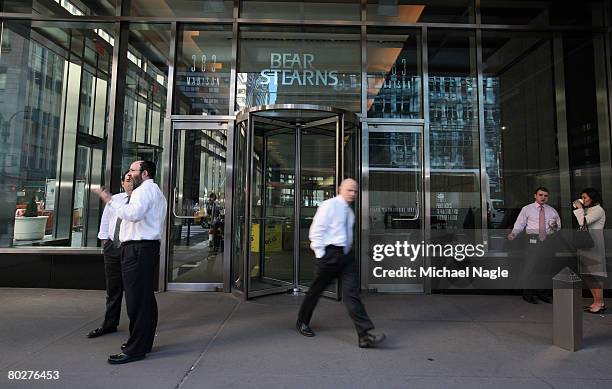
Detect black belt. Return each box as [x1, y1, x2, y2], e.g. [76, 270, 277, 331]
[121, 240, 160, 246]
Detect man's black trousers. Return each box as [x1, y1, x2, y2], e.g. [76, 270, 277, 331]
[298, 245, 374, 335]
[101, 241, 123, 331]
[121, 240, 159, 356]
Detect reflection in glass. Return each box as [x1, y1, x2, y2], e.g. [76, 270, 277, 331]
[237, 25, 361, 112]
[248, 122, 296, 292]
[170, 129, 226, 284]
[175, 25, 232, 115]
[126, 0, 233, 17]
[232, 123, 248, 292]
[480, 0, 603, 26]
[367, 28, 421, 119]
[122, 24, 169, 177]
[428, 30, 481, 237]
[240, 0, 360, 21]
[368, 130, 423, 291]
[366, 0, 474, 24]
[0, 21, 110, 247]
[299, 124, 337, 288]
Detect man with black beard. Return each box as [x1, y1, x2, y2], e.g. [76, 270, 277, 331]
[96, 160, 166, 364]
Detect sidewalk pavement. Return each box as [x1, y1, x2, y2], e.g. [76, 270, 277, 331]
[1, 288, 611, 389]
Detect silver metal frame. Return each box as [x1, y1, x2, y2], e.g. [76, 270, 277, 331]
[234, 104, 356, 300]
[166, 117, 232, 292]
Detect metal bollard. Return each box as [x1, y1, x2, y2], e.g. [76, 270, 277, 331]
[552, 267, 583, 351]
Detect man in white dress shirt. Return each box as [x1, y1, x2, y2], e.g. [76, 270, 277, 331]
[87, 170, 132, 339]
[508, 186, 561, 304]
[296, 178, 385, 348]
[96, 160, 167, 364]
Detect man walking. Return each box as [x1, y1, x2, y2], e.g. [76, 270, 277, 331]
[508, 186, 560, 304]
[88, 171, 132, 339]
[96, 160, 166, 364]
[296, 178, 385, 348]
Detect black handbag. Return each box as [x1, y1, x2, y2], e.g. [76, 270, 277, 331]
[572, 215, 594, 249]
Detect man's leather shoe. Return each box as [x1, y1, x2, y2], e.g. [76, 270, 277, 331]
[107, 353, 145, 365]
[121, 343, 152, 353]
[296, 321, 315, 337]
[522, 295, 538, 304]
[87, 327, 117, 338]
[538, 295, 552, 304]
[359, 332, 386, 348]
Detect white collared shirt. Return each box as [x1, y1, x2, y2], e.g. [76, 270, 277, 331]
[97, 192, 129, 241]
[109, 179, 167, 242]
[309, 195, 355, 258]
[511, 201, 561, 237]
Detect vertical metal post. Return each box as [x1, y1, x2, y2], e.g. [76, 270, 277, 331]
[475, 28, 488, 249]
[422, 26, 432, 294]
[552, 267, 583, 351]
[159, 21, 178, 292]
[553, 35, 573, 225]
[105, 22, 129, 195]
[293, 123, 302, 292]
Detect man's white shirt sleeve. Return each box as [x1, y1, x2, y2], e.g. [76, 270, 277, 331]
[309, 201, 330, 259]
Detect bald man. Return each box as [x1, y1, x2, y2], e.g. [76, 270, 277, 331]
[296, 179, 385, 348]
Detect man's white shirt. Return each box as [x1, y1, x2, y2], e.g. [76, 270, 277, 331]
[309, 195, 355, 258]
[97, 192, 128, 241]
[109, 179, 167, 242]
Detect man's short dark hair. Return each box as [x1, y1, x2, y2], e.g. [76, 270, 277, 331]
[534, 186, 549, 194]
[140, 160, 156, 179]
[121, 170, 129, 182]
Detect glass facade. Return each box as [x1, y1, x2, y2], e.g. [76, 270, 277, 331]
[1, 0, 611, 294]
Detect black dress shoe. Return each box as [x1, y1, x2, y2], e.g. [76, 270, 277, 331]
[107, 353, 145, 365]
[296, 321, 315, 337]
[522, 295, 538, 304]
[87, 327, 117, 338]
[358, 332, 386, 348]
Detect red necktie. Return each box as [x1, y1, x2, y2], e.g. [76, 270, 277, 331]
[538, 205, 546, 241]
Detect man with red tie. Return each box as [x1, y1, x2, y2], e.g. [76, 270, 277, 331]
[508, 187, 561, 304]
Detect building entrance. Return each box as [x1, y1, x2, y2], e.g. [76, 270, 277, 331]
[232, 105, 359, 300]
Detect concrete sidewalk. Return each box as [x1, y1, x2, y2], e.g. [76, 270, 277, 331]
[1, 288, 611, 389]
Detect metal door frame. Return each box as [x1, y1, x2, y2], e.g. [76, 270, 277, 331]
[234, 104, 358, 300]
[361, 122, 427, 294]
[166, 118, 233, 292]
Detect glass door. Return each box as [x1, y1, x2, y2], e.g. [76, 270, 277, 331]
[168, 120, 228, 291]
[234, 106, 356, 300]
[364, 124, 424, 293]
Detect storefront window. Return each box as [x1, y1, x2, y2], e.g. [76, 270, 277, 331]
[428, 30, 481, 241]
[366, 0, 474, 23]
[125, 0, 233, 18]
[0, 21, 112, 247]
[237, 25, 361, 112]
[174, 25, 232, 115]
[121, 24, 170, 176]
[367, 28, 421, 119]
[1, 0, 117, 16]
[481, 31, 611, 253]
[240, 0, 361, 21]
[481, 0, 604, 26]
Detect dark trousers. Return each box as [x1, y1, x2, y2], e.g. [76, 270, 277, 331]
[522, 235, 554, 298]
[101, 242, 123, 330]
[298, 245, 374, 336]
[121, 240, 159, 356]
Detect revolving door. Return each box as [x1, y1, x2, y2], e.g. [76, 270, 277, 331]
[232, 105, 359, 300]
